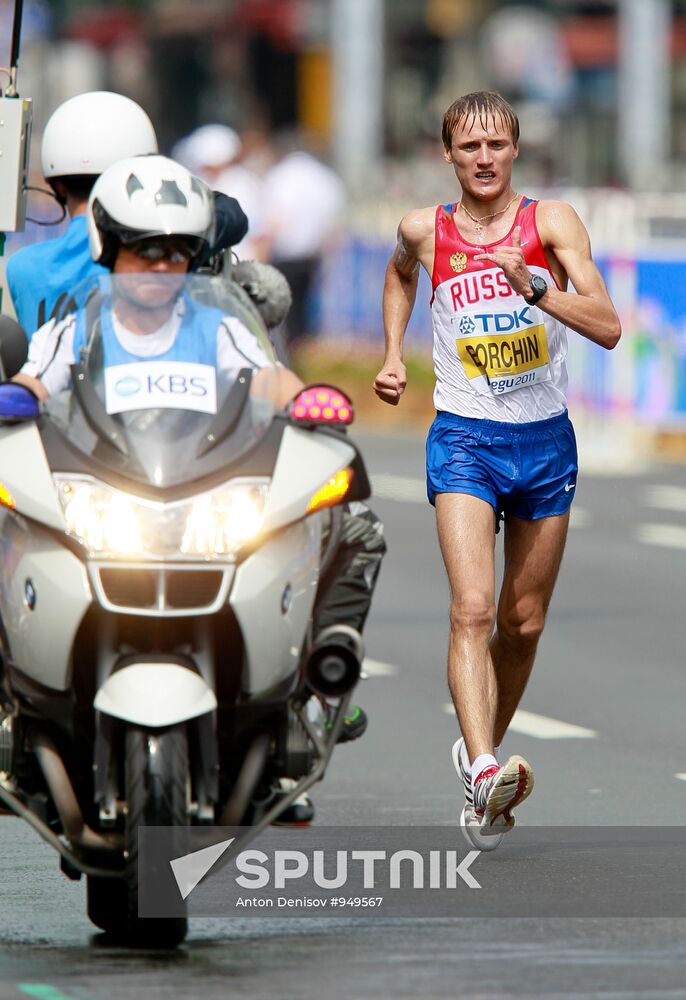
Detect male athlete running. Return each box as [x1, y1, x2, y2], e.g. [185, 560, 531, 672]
[373, 91, 620, 849]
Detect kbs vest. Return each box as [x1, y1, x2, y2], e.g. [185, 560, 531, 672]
[73, 294, 219, 367]
[430, 196, 569, 422]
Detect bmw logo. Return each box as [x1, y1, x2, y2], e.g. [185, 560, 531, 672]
[115, 376, 141, 397]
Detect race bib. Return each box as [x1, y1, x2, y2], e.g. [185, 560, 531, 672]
[453, 304, 552, 395]
[104, 361, 218, 415]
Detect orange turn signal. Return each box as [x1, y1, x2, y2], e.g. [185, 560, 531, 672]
[307, 467, 353, 513]
[0, 484, 16, 510]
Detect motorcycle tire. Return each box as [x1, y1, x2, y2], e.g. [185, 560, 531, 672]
[125, 725, 189, 947]
[88, 725, 190, 947]
[86, 874, 127, 935]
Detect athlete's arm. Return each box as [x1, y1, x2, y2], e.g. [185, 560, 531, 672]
[536, 202, 621, 349]
[374, 208, 434, 405]
[474, 204, 621, 350]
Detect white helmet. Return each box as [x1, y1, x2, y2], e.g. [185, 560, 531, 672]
[87, 155, 215, 267]
[41, 91, 158, 179]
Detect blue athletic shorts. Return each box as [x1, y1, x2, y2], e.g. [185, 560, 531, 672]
[426, 409, 578, 522]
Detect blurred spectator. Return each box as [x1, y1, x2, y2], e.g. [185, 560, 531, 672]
[238, 124, 277, 178]
[172, 123, 264, 260]
[171, 123, 240, 182]
[261, 139, 347, 348]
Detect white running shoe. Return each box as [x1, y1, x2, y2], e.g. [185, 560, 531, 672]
[472, 756, 534, 837]
[452, 738, 512, 852]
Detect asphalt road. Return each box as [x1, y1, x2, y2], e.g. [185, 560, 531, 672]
[1, 427, 686, 998]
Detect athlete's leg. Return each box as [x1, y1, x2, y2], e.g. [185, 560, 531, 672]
[491, 511, 570, 746]
[436, 492, 498, 763]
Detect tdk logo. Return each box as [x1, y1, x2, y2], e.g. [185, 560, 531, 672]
[458, 307, 534, 335]
[474, 307, 533, 333]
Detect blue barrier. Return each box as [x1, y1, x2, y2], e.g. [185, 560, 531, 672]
[319, 241, 686, 424]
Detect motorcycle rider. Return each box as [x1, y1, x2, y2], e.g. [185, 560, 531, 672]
[6, 96, 381, 792]
[14, 153, 384, 821]
[5, 91, 248, 337]
[13, 155, 297, 404]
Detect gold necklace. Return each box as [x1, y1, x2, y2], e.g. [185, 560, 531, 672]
[458, 193, 520, 243]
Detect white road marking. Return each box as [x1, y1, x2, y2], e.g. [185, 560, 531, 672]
[443, 704, 597, 739]
[636, 523, 686, 551]
[362, 658, 399, 677]
[569, 505, 591, 528]
[675, 773, 686, 782]
[643, 485, 686, 513]
[371, 474, 591, 528]
[507, 709, 597, 739]
[371, 474, 426, 503]
[579, 455, 648, 476]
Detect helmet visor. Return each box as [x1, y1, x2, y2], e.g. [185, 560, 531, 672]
[121, 235, 205, 264]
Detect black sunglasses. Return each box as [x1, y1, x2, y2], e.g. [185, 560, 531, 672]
[124, 237, 197, 263]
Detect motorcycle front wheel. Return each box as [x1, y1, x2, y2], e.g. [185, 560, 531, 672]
[87, 725, 190, 948]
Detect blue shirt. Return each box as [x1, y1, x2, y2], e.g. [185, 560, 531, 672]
[5, 215, 106, 338]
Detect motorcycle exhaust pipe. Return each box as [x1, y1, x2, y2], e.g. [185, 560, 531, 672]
[32, 731, 117, 852]
[0, 777, 119, 878]
[305, 625, 363, 698]
[219, 731, 271, 827]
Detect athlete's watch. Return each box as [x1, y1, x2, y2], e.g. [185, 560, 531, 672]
[527, 274, 548, 305]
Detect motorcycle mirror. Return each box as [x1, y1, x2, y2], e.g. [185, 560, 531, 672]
[0, 383, 40, 422]
[0, 315, 29, 379]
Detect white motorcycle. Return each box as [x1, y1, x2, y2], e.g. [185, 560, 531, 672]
[0, 272, 370, 947]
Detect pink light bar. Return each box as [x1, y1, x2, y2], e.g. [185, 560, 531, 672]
[289, 385, 354, 425]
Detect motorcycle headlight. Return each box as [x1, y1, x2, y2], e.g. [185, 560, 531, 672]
[53, 475, 269, 560]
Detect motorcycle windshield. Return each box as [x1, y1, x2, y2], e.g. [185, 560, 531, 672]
[43, 272, 280, 488]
